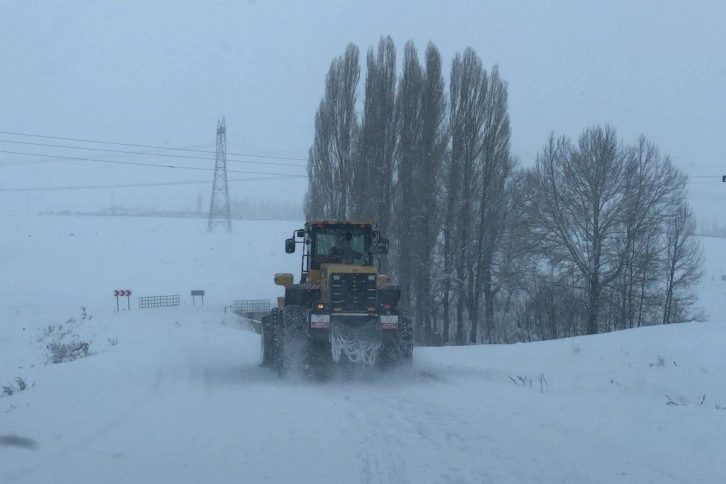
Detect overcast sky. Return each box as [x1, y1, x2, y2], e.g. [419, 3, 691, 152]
[1, 1, 724, 221]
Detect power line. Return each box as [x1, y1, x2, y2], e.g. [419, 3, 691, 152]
[0, 175, 306, 192]
[689, 180, 723, 185]
[0, 149, 307, 177]
[0, 130, 308, 162]
[0, 139, 307, 168]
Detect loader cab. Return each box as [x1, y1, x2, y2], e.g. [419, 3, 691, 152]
[311, 223, 373, 269]
[286, 221, 389, 283]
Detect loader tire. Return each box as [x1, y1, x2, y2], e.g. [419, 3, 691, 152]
[305, 340, 332, 381]
[277, 305, 306, 378]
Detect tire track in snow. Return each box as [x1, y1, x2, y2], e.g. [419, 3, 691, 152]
[332, 388, 411, 484]
[340, 366, 511, 483]
[335, 375, 494, 484]
[370, 393, 494, 484]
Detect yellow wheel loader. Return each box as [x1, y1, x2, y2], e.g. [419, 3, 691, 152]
[261, 221, 413, 378]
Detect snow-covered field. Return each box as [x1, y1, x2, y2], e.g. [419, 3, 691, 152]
[1, 215, 725, 484]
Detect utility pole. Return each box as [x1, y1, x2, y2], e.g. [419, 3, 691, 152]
[208, 117, 232, 232]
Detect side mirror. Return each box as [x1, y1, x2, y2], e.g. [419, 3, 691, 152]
[378, 238, 389, 255]
[285, 238, 296, 253]
[296, 229, 305, 238]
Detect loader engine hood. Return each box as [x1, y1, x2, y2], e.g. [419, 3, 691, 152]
[320, 264, 378, 312]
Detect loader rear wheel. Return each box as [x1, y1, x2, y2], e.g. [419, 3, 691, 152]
[277, 305, 306, 378]
[274, 329, 285, 378]
[378, 313, 414, 369]
[305, 340, 332, 380]
[260, 309, 278, 368]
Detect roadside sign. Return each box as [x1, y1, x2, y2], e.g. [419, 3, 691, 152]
[114, 289, 132, 311]
[191, 290, 205, 305]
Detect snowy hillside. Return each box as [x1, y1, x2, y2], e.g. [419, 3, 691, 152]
[1, 215, 725, 483]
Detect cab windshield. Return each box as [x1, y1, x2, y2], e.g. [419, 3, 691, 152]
[313, 226, 371, 267]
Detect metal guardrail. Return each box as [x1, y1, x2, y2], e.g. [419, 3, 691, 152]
[139, 295, 180, 309]
[232, 299, 271, 313]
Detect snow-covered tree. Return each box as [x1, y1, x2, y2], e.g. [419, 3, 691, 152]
[305, 44, 360, 220]
[353, 36, 397, 235]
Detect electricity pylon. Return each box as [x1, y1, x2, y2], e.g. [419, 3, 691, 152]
[207, 117, 232, 232]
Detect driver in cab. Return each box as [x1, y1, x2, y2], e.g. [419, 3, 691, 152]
[329, 232, 354, 264]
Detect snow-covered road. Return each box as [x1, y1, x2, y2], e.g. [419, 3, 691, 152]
[3, 305, 724, 484]
[2, 216, 725, 483]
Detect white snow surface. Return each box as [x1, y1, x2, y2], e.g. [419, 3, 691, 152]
[1, 216, 725, 484]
